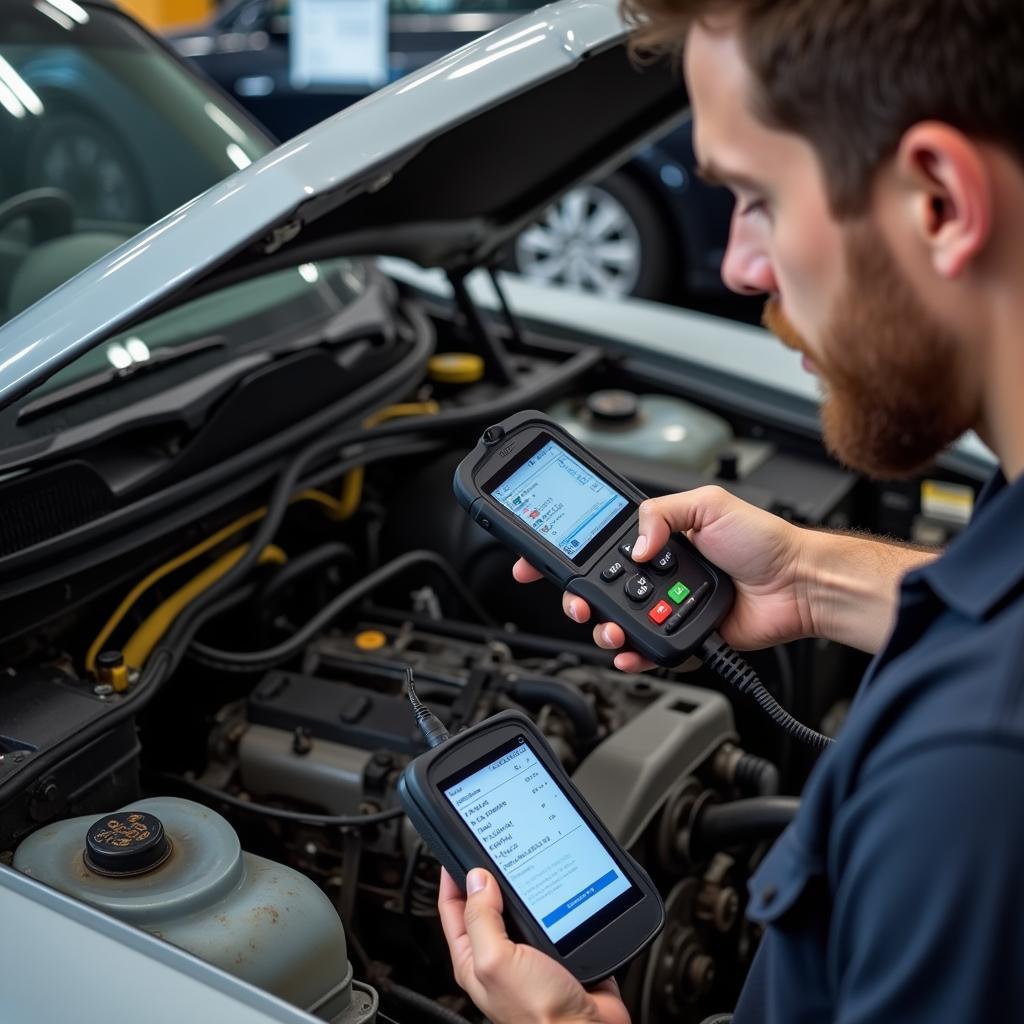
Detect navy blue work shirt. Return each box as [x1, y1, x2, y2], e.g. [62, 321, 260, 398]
[733, 469, 1024, 1022]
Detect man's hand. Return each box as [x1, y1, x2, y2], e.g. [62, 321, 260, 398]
[438, 868, 631, 1024]
[516, 484, 939, 662]
[515, 485, 813, 670]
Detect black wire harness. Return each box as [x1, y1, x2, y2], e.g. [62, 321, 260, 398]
[0, 343, 602, 806]
[160, 772, 404, 828]
[701, 631, 835, 751]
[189, 550, 496, 673]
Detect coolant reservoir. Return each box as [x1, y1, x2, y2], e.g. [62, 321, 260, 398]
[548, 390, 733, 473]
[14, 796, 376, 1024]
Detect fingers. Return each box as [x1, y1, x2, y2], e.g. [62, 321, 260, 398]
[593, 621, 626, 649]
[514, 559, 593, 623]
[437, 870, 473, 975]
[634, 485, 734, 561]
[612, 651, 656, 673]
[590, 979, 633, 1024]
[593, 622, 655, 673]
[462, 869, 517, 981]
[564, 592, 591, 623]
[512, 558, 543, 583]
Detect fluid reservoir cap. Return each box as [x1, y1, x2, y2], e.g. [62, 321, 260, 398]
[95, 650, 124, 670]
[354, 629, 387, 651]
[586, 390, 640, 423]
[84, 811, 172, 877]
[427, 352, 484, 384]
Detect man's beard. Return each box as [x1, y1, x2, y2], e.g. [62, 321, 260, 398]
[762, 224, 977, 478]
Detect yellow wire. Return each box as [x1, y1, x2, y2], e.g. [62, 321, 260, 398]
[365, 401, 440, 427]
[86, 401, 437, 674]
[86, 490, 341, 674]
[332, 401, 440, 520]
[121, 543, 286, 671]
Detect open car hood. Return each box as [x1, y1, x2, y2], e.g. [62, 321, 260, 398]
[0, 0, 684, 410]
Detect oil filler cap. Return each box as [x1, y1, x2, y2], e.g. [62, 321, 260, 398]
[84, 810, 172, 877]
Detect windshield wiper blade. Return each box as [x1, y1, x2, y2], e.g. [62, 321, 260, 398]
[17, 335, 227, 423]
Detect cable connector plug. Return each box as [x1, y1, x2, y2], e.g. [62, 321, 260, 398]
[405, 666, 450, 749]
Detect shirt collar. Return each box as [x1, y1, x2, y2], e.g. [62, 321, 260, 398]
[911, 470, 1024, 618]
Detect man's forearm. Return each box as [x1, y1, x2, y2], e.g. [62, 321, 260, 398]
[797, 529, 939, 654]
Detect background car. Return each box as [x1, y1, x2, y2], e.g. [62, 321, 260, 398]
[169, 0, 754, 312]
[0, 0, 272, 324]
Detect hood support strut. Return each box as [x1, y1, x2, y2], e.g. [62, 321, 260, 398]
[449, 270, 516, 385]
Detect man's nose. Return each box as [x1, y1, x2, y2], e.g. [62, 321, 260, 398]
[721, 222, 776, 296]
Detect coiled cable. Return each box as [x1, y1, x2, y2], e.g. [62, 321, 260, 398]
[702, 631, 834, 751]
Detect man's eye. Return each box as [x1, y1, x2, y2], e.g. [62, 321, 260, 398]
[739, 198, 767, 217]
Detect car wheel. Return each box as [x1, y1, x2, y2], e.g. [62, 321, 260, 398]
[511, 172, 673, 301]
[24, 111, 150, 223]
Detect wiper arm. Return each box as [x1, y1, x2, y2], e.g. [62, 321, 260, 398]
[17, 335, 227, 423]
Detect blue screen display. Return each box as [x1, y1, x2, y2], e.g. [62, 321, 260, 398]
[490, 441, 629, 560]
[444, 741, 634, 944]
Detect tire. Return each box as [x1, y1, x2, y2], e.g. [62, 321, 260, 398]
[511, 170, 674, 301]
[24, 110, 150, 224]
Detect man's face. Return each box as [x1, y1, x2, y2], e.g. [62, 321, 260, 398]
[684, 20, 977, 477]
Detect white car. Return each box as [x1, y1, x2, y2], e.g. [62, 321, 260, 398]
[0, 1, 992, 1022]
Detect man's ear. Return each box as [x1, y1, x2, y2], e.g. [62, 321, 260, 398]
[894, 122, 993, 279]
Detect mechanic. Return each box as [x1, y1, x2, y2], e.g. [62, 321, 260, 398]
[437, 1, 1024, 1020]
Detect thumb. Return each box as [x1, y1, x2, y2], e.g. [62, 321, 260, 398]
[635, 485, 734, 559]
[462, 868, 511, 956]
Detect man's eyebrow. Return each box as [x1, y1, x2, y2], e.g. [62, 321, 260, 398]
[695, 161, 765, 193]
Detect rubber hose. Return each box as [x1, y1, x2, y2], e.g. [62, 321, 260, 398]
[382, 982, 474, 1024]
[693, 797, 800, 851]
[0, 342, 602, 804]
[504, 674, 599, 744]
[258, 541, 354, 607]
[734, 752, 779, 796]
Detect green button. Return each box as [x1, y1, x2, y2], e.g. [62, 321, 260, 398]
[668, 581, 690, 604]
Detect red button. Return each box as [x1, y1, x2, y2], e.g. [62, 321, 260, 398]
[648, 600, 672, 625]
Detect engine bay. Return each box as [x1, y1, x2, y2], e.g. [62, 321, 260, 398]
[0, 274, 989, 1023]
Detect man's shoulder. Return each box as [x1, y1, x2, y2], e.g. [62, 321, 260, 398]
[787, 597, 1024, 867]
[826, 596, 1024, 872]
[851, 592, 1024, 769]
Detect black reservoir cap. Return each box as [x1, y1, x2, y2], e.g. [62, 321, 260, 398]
[84, 810, 172, 877]
[586, 389, 639, 423]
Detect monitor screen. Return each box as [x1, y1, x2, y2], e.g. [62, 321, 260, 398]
[442, 736, 640, 953]
[488, 439, 632, 565]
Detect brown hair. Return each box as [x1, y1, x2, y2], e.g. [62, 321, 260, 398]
[621, 0, 1024, 216]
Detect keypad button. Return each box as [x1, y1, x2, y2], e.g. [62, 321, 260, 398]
[667, 581, 690, 604]
[650, 547, 677, 575]
[648, 600, 672, 625]
[664, 581, 711, 633]
[601, 560, 625, 582]
[624, 573, 654, 603]
[618, 539, 637, 561]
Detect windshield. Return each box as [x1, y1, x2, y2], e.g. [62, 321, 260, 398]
[20, 257, 371, 412]
[0, 0, 271, 327]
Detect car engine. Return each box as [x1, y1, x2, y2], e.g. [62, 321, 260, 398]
[0, 278, 986, 1023]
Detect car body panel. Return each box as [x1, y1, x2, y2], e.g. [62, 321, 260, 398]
[0, 0, 686, 409]
[170, 0, 734, 304]
[0, 864, 321, 1024]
